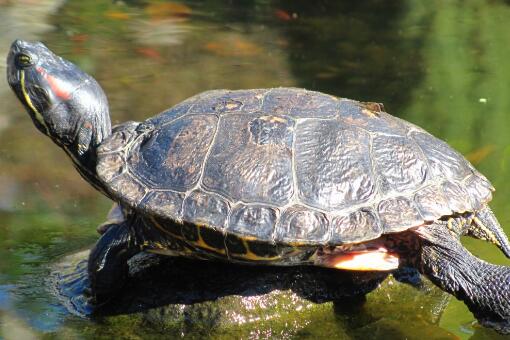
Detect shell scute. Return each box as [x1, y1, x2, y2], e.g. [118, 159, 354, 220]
[96, 153, 125, 183]
[182, 190, 230, 230]
[295, 119, 375, 210]
[465, 174, 493, 209]
[275, 206, 329, 244]
[95, 88, 495, 247]
[213, 89, 266, 114]
[336, 100, 407, 135]
[442, 180, 471, 213]
[98, 121, 139, 154]
[140, 190, 185, 220]
[133, 114, 218, 191]
[108, 173, 147, 206]
[413, 184, 451, 221]
[228, 203, 277, 241]
[202, 113, 294, 206]
[372, 134, 429, 193]
[330, 208, 382, 244]
[412, 131, 472, 180]
[261, 88, 301, 115]
[377, 196, 423, 232]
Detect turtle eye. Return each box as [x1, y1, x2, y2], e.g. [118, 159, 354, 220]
[15, 53, 34, 68]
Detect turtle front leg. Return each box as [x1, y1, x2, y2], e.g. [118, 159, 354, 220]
[415, 220, 510, 333]
[88, 219, 140, 304]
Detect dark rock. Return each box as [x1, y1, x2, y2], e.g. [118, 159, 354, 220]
[52, 250, 453, 338]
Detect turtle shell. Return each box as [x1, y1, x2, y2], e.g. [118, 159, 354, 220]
[96, 88, 493, 246]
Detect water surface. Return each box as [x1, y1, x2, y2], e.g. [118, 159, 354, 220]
[1, 0, 510, 338]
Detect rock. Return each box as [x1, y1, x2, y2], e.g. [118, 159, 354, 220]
[52, 250, 454, 339]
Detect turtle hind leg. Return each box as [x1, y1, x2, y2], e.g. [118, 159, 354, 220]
[468, 206, 510, 258]
[416, 220, 510, 333]
[87, 220, 140, 304]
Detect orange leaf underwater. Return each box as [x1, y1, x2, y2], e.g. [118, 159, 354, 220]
[204, 38, 262, 57]
[146, 2, 192, 20]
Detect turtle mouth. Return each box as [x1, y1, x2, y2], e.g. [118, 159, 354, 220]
[6, 46, 21, 90]
[6, 40, 55, 136]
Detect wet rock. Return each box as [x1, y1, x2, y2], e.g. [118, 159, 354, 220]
[53, 250, 453, 339]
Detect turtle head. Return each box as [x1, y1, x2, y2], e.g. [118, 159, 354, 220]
[6, 39, 111, 163]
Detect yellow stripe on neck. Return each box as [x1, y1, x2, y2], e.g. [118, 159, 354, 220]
[20, 70, 49, 134]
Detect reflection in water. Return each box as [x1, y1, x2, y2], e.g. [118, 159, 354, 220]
[274, 0, 429, 111]
[0, 0, 65, 140]
[1, 0, 510, 338]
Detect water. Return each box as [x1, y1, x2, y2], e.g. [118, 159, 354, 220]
[1, 0, 510, 338]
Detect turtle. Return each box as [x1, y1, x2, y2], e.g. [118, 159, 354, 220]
[7, 40, 510, 333]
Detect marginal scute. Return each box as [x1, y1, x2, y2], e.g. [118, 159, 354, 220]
[132, 114, 218, 191]
[414, 184, 451, 221]
[98, 122, 138, 154]
[97, 153, 125, 182]
[378, 196, 422, 232]
[203, 113, 294, 206]
[140, 190, 185, 220]
[330, 208, 381, 244]
[442, 181, 471, 213]
[295, 120, 375, 210]
[182, 190, 230, 230]
[275, 206, 329, 243]
[228, 204, 277, 241]
[465, 174, 493, 210]
[108, 173, 147, 206]
[372, 135, 428, 193]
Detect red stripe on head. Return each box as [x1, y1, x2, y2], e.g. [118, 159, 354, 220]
[36, 66, 71, 100]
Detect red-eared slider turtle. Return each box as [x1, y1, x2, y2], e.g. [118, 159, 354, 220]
[7, 40, 510, 333]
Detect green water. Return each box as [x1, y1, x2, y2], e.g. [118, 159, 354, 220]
[1, 0, 510, 338]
